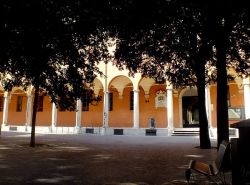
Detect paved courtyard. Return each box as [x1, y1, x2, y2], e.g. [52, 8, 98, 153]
[0, 131, 222, 185]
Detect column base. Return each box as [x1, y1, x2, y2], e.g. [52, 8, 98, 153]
[50, 125, 57, 133]
[167, 127, 174, 136]
[25, 124, 31, 132]
[74, 126, 82, 134]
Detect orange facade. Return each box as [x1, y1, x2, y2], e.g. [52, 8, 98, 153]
[0, 78, 247, 130]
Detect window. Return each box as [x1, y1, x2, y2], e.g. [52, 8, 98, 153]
[16, 96, 23, 112]
[0, 97, 3, 112]
[82, 91, 90, 111]
[228, 107, 245, 120]
[82, 101, 89, 111]
[37, 96, 44, 112]
[130, 91, 134, 110]
[109, 92, 113, 111]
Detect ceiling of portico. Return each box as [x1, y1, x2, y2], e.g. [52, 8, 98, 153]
[11, 87, 26, 94]
[182, 87, 198, 97]
[93, 78, 104, 96]
[109, 76, 133, 98]
[139, 77, 156, 95]
[228, 67, 244, 90]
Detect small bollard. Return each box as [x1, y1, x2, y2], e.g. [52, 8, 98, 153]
[149, 117, 155, 129]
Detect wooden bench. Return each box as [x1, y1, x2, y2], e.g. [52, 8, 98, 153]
[185, 140, 231, 184]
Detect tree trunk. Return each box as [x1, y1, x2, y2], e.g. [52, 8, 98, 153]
[30, 86, 39, 147]
[196, 60, 211, 149]
[216, 31, 229, 148]
[191, 31, 211, 149]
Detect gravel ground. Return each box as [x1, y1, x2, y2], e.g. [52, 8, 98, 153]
[0, 131, 224, 185]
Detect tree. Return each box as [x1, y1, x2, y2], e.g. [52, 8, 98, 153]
[200, 0, 250, 147]
[106, 0, 214, 148]
[0, 0, 109, 146]
[104, 0, 249, 148]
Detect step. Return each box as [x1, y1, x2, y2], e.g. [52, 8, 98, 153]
[172, 128, 199, 136]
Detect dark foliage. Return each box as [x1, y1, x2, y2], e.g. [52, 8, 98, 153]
[104, 0, 249, 148]
[0, 0, 110, 146]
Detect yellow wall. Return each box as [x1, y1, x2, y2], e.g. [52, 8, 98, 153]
[0, 92, 4, 121]
[83, 91, 103, 127]
[173, 92, 180, 128]
[109, 87, 133, 127]
[8, 91, 27, 125]
[57, 110, 75, 126]
[210, 81, 245, 127]
[2, 79, 247, 129]
[229, 83, 244, 107]
[36, 96, 52, 126]
[228, 82, 244, 124]
[210, 85, 217, 127]
[139, 85, 167, 128]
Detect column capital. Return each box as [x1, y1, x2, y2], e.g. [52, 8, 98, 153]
[166, 83, 173, 90]
[26, 94, 32, 98]
[3, 91, 10, 97]
[243, 77, 250, 85]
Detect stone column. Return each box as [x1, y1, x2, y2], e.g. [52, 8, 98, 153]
[102, 62, 109, 135]
[205, 85, 212, 126]
[103, 91, 109, 129]
[243, 77, 250, 119]
[2, 92, 9, 126]
[75, 99, 82, 133]
[51, 102, 57, 132]
[133, 90, 139, 128]
[167, 83, 174, 135]
[205, 85, 214, 137]
[25, 94, 32, 131]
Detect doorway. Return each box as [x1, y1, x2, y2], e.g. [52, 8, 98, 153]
[182, 96, 199, 127]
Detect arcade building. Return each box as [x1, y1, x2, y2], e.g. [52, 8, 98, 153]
[1, 61, 250, 136]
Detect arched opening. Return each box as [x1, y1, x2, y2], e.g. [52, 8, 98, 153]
[108, 75, 134, 127]
[181, 87, 199, 128]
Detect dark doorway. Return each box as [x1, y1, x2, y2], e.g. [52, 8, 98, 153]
[182, 96, 199, 127]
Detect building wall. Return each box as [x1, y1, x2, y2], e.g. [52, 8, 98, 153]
[0, 91, 4, 122]
[131, 85, 169, 128]
[36, 96, 52, 126]
[1, 63, 249, 130]
[210, 84, 217, 128]
[109, 87, 133, 127]
[57, 110, 75, 126]
[83, 91, 103, 127]
[228, 82, 245, 124]
[8, 90, 27, 125]
[173, 91, 180, 128]
[229, 83, 244, 107]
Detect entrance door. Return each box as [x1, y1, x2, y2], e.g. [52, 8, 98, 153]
[182, 96, 199, 127]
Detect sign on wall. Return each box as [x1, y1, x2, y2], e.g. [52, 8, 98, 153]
[155, 90, 167, 108]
